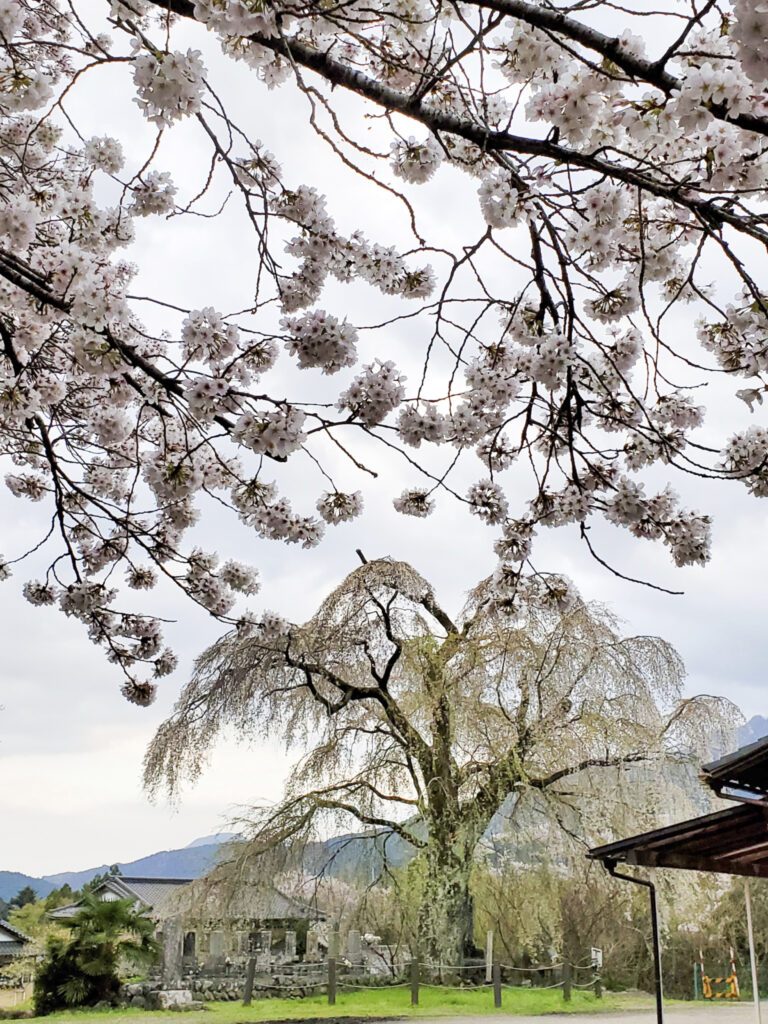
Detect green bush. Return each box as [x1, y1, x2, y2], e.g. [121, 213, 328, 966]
[33, 892, 158, 1015]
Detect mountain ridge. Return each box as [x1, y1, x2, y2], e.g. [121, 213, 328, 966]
[3, 717, 766, 902]
[0, 835, 230, 902]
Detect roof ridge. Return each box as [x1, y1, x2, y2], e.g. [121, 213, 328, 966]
[0, 919, 31, 943]
[118, 876, 196, 884]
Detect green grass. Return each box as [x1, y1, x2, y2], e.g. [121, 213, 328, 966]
[19, 985, 660, 1024]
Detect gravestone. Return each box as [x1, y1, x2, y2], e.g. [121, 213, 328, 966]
[347, 929, 362, 964]
[305, 929, 319, 961]
[328, 924, 340, 959]
[161, 916, 184, 988]
[210, 930, 226, 956]
[285, 930, 297, 961]
[258, 929, 272, 967]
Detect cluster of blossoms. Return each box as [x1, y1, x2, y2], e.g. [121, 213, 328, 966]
[337, 360, 406, 426]
[604, 480, 711, 567]
[478, 172, 529, 229]
[732, 0, 768, 83]
[393, 488, 435, 517]
[4, 0, 768, 699]
[130, 171, 177, 217]
[182, 307, 240, 366]
[232, 406, 307, 457]
[132, 49, 207, 127]
[697, 291, 768, 376]
[84, 136, 124, 175]
[721, 427, 768, 497]
[282, 310, 358, 374]
[269, 185, 435, 313]
[390, 137, 443, 183]
[467, 479, 509, 524]
[397, 404, 447, 447]
[316, 490, 364, 523]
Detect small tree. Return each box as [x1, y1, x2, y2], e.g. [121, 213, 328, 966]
[146, 558, 737, 965]
[33, 892, 158, 1015]
[9, 887, 37, 910]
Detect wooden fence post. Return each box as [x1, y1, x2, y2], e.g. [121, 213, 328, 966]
[594, 972, 602, 999]
[328, 956, 336, 1005]
[493, 962, 502, 1008]
[242, 956, 256, 1006]
[563, 962, 572, 1002]
[410, 960, 419, 1006]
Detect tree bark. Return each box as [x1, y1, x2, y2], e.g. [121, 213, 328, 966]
[418, 831, 476, 967]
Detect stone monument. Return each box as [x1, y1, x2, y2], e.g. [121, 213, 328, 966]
[161, 916, 184, 989]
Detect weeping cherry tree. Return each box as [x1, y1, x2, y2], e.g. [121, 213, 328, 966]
[145, 558, 737, 963]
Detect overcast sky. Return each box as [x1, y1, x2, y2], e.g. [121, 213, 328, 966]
[2, 4, 767, 880]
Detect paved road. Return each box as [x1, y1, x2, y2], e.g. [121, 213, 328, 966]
[437, 1005, 766, 1024]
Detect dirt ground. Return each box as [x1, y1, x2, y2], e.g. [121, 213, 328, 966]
[436, 1004, 766, 1024]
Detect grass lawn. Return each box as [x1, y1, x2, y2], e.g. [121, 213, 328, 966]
[12, 985, 663, 1024]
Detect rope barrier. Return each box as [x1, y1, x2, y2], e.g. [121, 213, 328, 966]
[499, 962, 564, 971]
[496, 980, 565, 991]
[419, 982, 496, 990]
[418, 963, 485, 970]
[235, 954, 603, 1007]
[336, 981, 411, 989]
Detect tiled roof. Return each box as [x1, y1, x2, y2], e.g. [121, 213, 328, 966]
[0, 921, 31, 957]
[117, 877, 193, 911]
[156, 866, 325, 923]
[49, 876, 193, 919]
[45, 872, 320, 925]
[0, 921, 30, 943]
[0, 941, 27, 956]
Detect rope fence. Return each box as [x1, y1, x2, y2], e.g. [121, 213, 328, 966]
[241, 954, 604, 1008]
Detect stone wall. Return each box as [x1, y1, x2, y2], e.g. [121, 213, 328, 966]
[118, 966, 400, 1008]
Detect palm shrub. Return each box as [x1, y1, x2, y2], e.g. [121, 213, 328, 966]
[34, 892, 159, 1014]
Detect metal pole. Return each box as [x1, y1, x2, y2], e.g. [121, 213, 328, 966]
[746, 879, 762, 1024]
[607, 864, 663, 1024]
[648, 878, 665, 1024]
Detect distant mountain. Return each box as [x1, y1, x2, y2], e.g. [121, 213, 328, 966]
[6, 724, 768, 903]
[42, 842, 226, 891]
[738, 715, 768, 745]
[304, 828, 418, 884]
[0, 835, 233, 902]
[0, 871, 56, 902]
[185, 833, 238, 849]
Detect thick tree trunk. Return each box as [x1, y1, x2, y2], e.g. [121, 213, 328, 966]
[418, 825, 476, 967]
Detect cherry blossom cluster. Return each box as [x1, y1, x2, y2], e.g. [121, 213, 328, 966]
[390, 137, 443, 184]
[132, 48, 207, 127]
[4, 0, 768, 700]
[281, 310, 358, 374]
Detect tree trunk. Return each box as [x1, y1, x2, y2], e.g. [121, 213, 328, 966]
[418, 827, 475, 967]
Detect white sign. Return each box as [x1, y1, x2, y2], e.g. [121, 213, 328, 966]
[591, 947, 603, 969]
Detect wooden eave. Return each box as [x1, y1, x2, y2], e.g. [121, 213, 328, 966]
[701, 736, 768, 799]
[588, 801, 768, 877]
